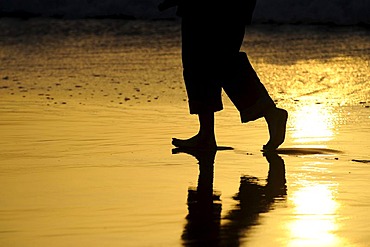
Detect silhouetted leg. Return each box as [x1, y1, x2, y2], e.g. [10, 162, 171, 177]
[172, 15, 222, 150]
[172, 112, 217, 150]
[263, 108, 288, 150]
[222, 52, 288, 150]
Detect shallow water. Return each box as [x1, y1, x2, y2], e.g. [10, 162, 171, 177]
[0, 19, 369, 246]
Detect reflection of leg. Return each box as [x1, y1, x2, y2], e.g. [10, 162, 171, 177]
[221, 153, 287, 244]
[172, 112, 217, 150]
[264, 152, 287, 199]
[176, 149, 221, 246]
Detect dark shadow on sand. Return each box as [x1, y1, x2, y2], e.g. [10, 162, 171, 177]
[275, 147, 342, 155]
[173, 149, 287, 246]
[172, 146, 234, 155]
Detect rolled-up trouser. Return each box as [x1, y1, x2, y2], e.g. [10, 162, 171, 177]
[181, 16, 228, 114]
[181, 13, 275, 122]
[222, 52, 276, 122]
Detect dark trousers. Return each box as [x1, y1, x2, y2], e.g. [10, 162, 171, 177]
[181, 6, 275, 122]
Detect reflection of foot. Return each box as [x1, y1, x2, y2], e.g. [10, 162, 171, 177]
[172, 147, 217, 166]
[263, 151, 287, 199]
[172, 133, 217, 150]
[263, 108, 288, 151]
[263, 150, 284, 164]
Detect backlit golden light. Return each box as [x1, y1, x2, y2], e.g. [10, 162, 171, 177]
[290, 104, 337, 144]
[287, 183, 340, 247]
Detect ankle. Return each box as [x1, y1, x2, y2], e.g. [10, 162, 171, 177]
[264, 107, 277, 121]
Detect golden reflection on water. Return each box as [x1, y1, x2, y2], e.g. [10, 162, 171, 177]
[288, 183, 340, 247]
[290, 104, 337, 144]
[286, 103, 348, 246]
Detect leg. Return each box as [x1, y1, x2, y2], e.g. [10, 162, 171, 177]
[172, 17, 222, 150]
[181, 17, 223, 115]
[222, 52, 288, 150]
[263, 107, 288, 151]
[172, 112, 217, 150]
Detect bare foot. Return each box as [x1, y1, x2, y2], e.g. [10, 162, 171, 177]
[263, 108, 288, 151]
[172, 133, 217, 150]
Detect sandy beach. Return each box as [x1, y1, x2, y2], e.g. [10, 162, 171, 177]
[0, 19, 369, 246]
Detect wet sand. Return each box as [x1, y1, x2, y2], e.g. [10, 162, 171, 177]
[0, 19, 370, 246]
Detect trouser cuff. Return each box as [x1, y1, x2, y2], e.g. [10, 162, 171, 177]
[240, 96, 275, 123]
[189, 99, 223, 114]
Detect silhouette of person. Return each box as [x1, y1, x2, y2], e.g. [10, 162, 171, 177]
[160, 0, 288, 151]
